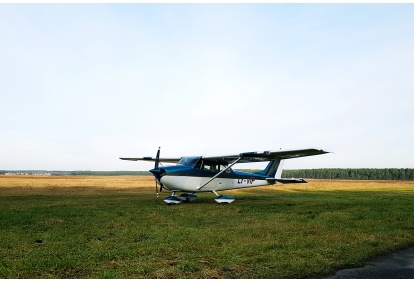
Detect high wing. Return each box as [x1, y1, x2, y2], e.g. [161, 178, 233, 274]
[203, 148, 329, 165]
[120, 148, 329, 165]
[119, 157, 180, 163]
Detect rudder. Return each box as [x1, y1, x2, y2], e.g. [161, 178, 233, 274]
[259, 159, 284, 178]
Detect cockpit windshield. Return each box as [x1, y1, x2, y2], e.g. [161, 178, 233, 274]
[177, 156, 201, 167]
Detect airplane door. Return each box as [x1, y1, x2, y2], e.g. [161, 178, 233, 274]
[184, 176, 201, 191]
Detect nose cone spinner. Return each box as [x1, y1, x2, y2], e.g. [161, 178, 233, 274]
[149, 167, 165, 176]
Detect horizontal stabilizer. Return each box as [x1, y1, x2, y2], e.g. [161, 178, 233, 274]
[266, 178, 307, 184]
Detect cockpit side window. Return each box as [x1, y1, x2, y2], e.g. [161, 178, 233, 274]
[194, 158, 203, 170]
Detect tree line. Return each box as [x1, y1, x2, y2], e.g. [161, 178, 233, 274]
[282, 168, 414, 181]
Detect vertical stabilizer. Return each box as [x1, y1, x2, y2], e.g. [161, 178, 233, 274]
[275, 159, 285, 179]
[259, 159, 284, 178]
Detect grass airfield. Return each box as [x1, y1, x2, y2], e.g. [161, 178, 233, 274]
[1, 176, 414, 278]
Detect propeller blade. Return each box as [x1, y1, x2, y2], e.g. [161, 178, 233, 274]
[154, 147, 161, 197]
[154, 147, 160, 169]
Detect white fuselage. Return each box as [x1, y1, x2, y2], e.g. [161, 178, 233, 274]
[160, 175, 269, 192]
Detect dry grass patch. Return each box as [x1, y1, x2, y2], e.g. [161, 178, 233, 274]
[0, 175, 154, 196]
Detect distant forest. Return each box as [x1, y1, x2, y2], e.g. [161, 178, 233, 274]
[282, 168, 414, 181]
[1, 168, 414, 180]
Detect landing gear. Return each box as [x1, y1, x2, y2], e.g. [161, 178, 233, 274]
[164, 192, 198, 204]
[163, 192, 181, 205]
[163, 191, 234, 204]
[178, 193, 198, 203]
[212, 191, 235, 204]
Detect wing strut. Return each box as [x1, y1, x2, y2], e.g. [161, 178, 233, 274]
[196, 157, 242, 191]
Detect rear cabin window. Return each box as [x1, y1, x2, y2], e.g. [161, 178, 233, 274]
[204, 164, 219, 173]
[203, 163, 232, 173]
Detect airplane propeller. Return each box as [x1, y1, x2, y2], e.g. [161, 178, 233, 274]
[154, 147, 160, 170]
[151, 147, 163, 197]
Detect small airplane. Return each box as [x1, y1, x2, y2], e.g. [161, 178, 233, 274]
[120, 147, 329, 204]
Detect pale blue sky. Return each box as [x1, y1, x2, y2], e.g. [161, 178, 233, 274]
[1, 4, 413, 171]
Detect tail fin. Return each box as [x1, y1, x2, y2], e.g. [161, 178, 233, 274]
[257, 159, 284, 178]
[262, 159, 308, 184]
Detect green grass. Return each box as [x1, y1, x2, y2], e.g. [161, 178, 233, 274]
[1, 177, 414, 278]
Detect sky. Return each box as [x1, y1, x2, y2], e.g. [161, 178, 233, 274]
[1, 3, 414, 171]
